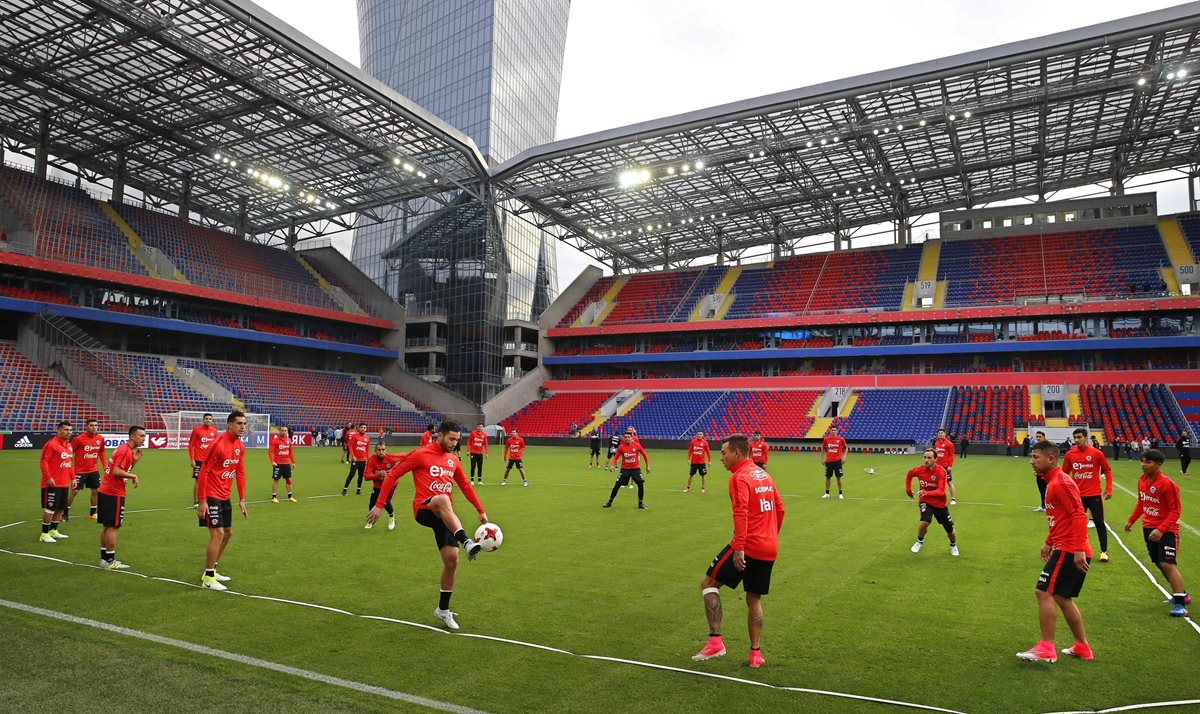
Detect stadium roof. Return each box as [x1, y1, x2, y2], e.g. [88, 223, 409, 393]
[0, 0, 486, 242]
[492, 3, 1200, 270]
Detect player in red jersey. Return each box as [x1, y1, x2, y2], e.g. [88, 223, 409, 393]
[604, 432, 651, 509]
[1030, 430, 1048, 511]
[467, 422, 489, 483]
[749, 430, 769, 468]
[821, 425, 848, 499]
[502, 429, 528, 486]
[1017, 441, 1093, 663]
[932, 428, 959, 505]
[269, 426, 297, 503]
[189, 413, 218, 510]
[1062, 428, 1114, 563]
[420, 423, 436, 447]
[364, 442, 405, 531]
[1125, 449, 1190, 617]
[67, 417, 106, 521]
[196, 411, 249, 591]
[367, 422, 488, 630]
[692, 434, 785, 668]
[342, 422, 370, 496]
[38, 421, 74, 543]
[97, 425, 144, 570]
[685, 431, 711, 493]
[905, 449, 958, 556]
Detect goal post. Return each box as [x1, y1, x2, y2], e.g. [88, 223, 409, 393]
[160, 411, 273, 449]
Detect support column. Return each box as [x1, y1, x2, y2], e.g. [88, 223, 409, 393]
[179, 171, 192, 220]
[34, 111, 50, 180]
[715, 227, 724, 266]
[111, 153, 126, 205]
[1190, 172, 1197, 212]
[286, 221, 298, 252]
[772, 219, 782, 262]
[237, 196, 249, 239]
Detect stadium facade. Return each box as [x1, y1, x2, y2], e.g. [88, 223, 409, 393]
[353, 0, 570, 403]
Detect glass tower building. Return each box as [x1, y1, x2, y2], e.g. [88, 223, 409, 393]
[354, 0, 569, 403]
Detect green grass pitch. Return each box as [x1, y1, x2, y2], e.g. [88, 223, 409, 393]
[2, 444, 1199, 713]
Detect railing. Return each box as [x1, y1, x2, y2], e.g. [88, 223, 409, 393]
[17, 310, 145, 428]
[405, 337, 448, 348]
[408, 305, 449, 318]
[503, 341, 538, 352]
[409, 367, 447, 376]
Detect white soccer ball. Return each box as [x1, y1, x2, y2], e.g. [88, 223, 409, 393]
[866, 468, 876, 474]
[474, 523, 503, 552]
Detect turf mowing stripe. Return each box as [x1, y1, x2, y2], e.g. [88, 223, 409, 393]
[0, 521, 26, 530]
[1111, 481, 1200, 537]
[1106, 526, 1200, 636]
[0, 598, 493, 714]
[1, 547, 971, 711]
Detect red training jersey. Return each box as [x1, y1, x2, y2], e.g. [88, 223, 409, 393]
[346, 430, 370, 463]
[196, 430, 247, 502]
[1042, 467, 1091, 556]
[750, 440, 769, 464]
[688, 438, 711, 465]
[905, 463, 949, 509]
[1061, 445, 1112, 497]
[420, 431, 435, 447]
[612, 441, 649, 470]
[188, 424, 218, 463]
[375, 442, 484, 518]
[727, 459, 785, 561]
[468, 429, 489, 456]
[40, 435, 74, 488]
[269, 434, 295, 465]
[505, 436, 526, 460]
[822, 435, 847, 463]
[365, 453, 405, 484]
[933, 438, 956, 469]
[99, 443, 135, 498]
[72, 433, 107, 474]
[1127, 472, 1181, 534]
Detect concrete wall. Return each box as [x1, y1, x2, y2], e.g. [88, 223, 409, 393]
[297, 246, 406, 325]
[482, 364, 550, 424]
[381, 363, 482, 426]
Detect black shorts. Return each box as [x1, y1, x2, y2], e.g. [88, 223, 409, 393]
[707, 544, 775, 595]
[824, 460, 844, 478]
[1144, 528, 1178, 565]
[608, 448, 618, 458]
[272, 464, 293, 480]
[200, 497, 233, 529]
[370, 485, 398, 507]
[97, 493, 125, 528]
[754, 462, 766, 469]
[1080, 495, 1105, 518]
[590, 446, 601, 456]
[689, 464, 708, 477]
[919, 502, 954, 532]
[1037, 549, 1090, 598]
[506, 459, 523, 469]
[415, 505, 458, 550]
[41, 486, 68, 512]
[470, 453, 484, 464]
[74, 471, 101, 490]
[616, 469, 644, 486]
[192, 460, 202, 479]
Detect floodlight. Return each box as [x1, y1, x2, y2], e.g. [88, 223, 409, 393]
[403, 163, 414, 172]
[948, 114, 956, 121]
[919, 119, 927, 126]
[1180, 69, 1189, 78]
[806, 141, 813, 148]
[618, 169, 650, 188]
[695, 160, 705, 169]
[963, 111, 971, 119]
[1137, 77, 1147, 86]
[392, 158, 401, 165]
[667, 166, 675, 175]
[1168, 72, 1176, 80]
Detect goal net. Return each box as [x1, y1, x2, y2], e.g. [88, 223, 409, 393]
[160, 411, 272, 449]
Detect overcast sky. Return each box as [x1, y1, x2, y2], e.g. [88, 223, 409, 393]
[254, 0, 1192, 287]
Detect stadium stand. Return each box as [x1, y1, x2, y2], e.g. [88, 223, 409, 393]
[178, 359, 434, 432]
[115, 203, 340, 312]
[0, 342, 121, 431]
[940, 227, 1168, 306]
[833, 388, 950, 443]
[1174, 213, 1200, 265]
[0, 166, 148, 277]
[500, 392, 611, 437]
[558, 275, 616, 327]
[1171, 385, 1200, 436]
[603, 270, 700, 325]
[90, 351, 231, 429]
[602, 391, 725, 439]
[690, 390, 820, 439]
[1079, 384, 1192, 444]
[806, 245, 923, 312]
[944, 386, 1030, 443]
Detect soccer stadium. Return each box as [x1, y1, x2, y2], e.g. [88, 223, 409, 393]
[2, 1, 1200, 712]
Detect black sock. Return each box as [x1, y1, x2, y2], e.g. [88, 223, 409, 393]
[1175, 593, 1188, 605]
[41, 522, 51, 534]
[205, 568, 215, 578]
[103, 549, 115, 563]
[287, 491, 292, 498]
[439, 590, 452, 611]
[750, 647, 761, 651]
[385, 504, 394, 516]
[89, 506, 97, 515]
[100, 547, 107, 561]
[917, 536, 924, 543]
[63, 507, 69, 518]
[825, 489, 829, 494]
[453, 529, 468, 545]
[948, 539, 956, 547]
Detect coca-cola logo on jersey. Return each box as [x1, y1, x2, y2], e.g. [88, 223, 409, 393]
[430, 481, 454, 493]
[220, 470, 237, 480]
